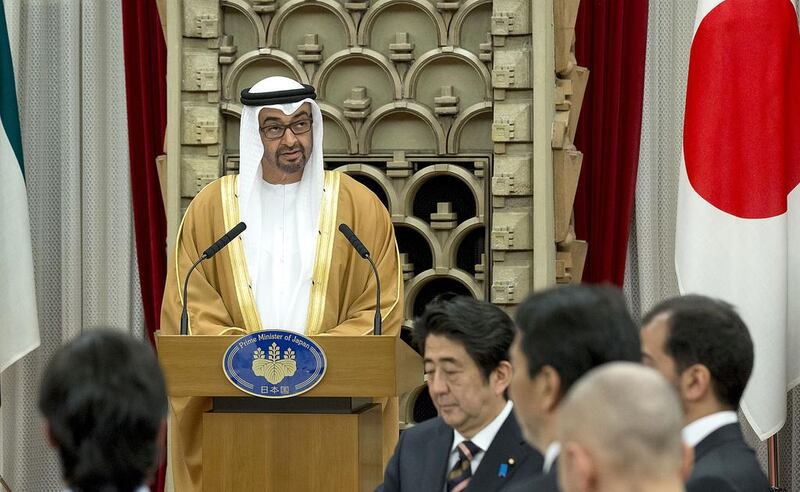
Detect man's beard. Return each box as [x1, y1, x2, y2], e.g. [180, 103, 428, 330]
[274, 145, 308, 174]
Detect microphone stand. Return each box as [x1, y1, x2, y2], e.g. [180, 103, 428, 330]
[365, 254, 382, 336]
[338, 223, 382, 336]
[180, 222, 247, 335]
[180, 256, 206, 336]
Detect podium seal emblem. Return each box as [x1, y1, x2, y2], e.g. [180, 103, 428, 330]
[222, 330, 327, 398]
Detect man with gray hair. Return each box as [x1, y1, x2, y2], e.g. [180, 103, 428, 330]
[556, 362, 691, 492]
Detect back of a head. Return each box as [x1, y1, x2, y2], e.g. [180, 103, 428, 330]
[642, 294, 753, 409]
[514, 284, 640, 396]
[559, 363, 684, 481]
[413, 295, 515, 379]
[38, 329, 168, 492]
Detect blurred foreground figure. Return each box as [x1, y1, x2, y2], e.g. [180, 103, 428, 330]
[557, 363, 690, 492]
[38, 329, 168, 492]
[507, 284, 641, 492]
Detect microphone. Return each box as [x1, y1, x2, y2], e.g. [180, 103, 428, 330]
[338, 223, 381, 335]
[180, 222, 247, 335]
[202, 221, 247, 260]
[338, 223, 369, 259]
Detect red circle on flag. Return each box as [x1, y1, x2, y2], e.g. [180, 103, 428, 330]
[683, 0, 800, 219]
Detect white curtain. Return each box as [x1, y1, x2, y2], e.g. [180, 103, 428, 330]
[621, 0, 691, 321]
[0, 1, 144, 490]
[624, 0, 799, 488]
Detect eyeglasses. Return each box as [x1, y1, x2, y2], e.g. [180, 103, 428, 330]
[259, 119, 312, 139]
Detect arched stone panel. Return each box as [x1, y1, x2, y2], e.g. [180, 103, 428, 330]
[401, 164, 483, 220]
[360, 102, 445, 154]
[361, 2, 440, 62]
[404, 48, 492, 100]
[331, 163, 401, 214]
[222, 49, 308, 100]
[447, 102, 493, 153]
[266, 0, 357, 48]
[357, 0, 447, 47]
[313, 48, 401, 108]
[404, 270, 483, 316]
[221, 0, 265, 51]
[318, 102, 358, 154]
[448, 0, 492, 51]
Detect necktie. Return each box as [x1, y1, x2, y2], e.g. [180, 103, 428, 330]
[446, 440, 481, 492]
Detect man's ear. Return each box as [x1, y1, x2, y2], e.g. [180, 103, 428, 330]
[681, 442, 695, 481]
[492, 360, 513, 396]
[560, 441, 595, 492]
[679, 364, 712, 403]
[538, 365, 563, 412]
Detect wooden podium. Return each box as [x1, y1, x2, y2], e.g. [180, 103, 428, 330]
[157, 334, 423, 491]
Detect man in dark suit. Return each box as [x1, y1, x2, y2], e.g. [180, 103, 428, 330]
[641, 295, 771, 492]
[506, 285, 642, 492]
[377, 296, 543, 492]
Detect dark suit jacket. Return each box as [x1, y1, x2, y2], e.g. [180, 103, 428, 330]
[504, 459, 558, 492]
[686, 423, 770, 492]
[376, 412, 544, 492]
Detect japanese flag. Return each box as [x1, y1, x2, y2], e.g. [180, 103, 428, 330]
[676, 0, 800, 438]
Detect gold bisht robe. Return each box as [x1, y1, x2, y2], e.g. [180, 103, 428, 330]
[161, 171, 403, 492]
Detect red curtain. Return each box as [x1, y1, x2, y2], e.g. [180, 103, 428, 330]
[572, 0, 649, 285]
[121, 0, 167, 490]
[121, 0, 167, 343]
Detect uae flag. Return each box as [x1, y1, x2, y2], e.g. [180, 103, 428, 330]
[0, 3, 39, 372]
[676, 0, 800, 438]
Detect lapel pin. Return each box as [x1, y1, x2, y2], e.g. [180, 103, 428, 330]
[498, 458, 515, 477]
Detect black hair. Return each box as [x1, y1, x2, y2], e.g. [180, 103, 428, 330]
[38, 329, 168, 492]
[642, 294, 753, 409]
[413, 295, 515, 381]
[514, 284, 640, 398]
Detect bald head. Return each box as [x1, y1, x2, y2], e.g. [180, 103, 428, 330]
[558, 363, 686, 491]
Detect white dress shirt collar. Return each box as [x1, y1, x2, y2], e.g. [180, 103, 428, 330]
[543, 441, 561, 473]
[682, 410, 738, 448]
[449, 400, 514, 473]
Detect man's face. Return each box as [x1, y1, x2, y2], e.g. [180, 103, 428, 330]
[640, 314, 679, 387]
[258, 103, 313, 182]
[424, 334, 504, 437]
[509, 333, 547, 446]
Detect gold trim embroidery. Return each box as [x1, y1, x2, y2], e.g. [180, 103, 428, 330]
[218, 327, 248, 335]
[306, 171, 340, 335]
[221, 175, 262, 332]
[386, 243, 404, 317]
[175, 177, 219, 335]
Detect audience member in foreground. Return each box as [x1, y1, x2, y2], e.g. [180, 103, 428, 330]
[641, 295, 770, 492]
[378, 296, 543, 492]
[507, 284, 641, 492]
[557, 363, 691, 492]
[38, 329, 168, 492]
